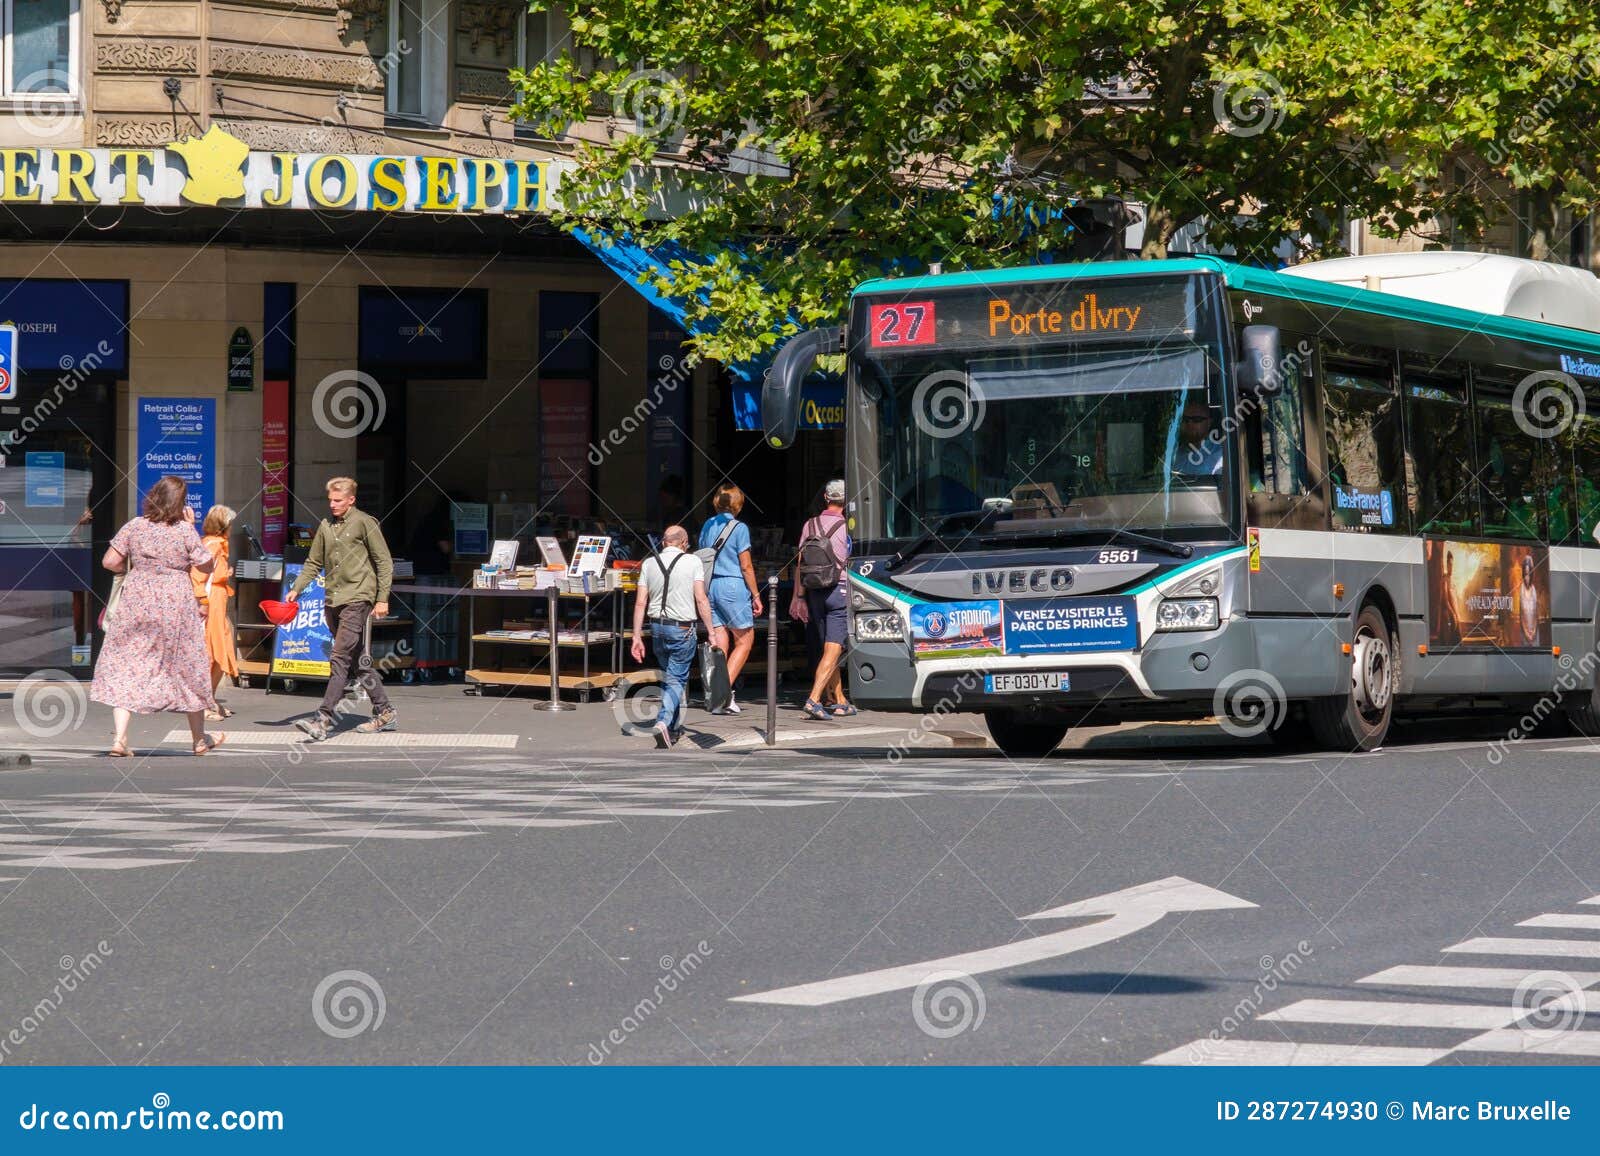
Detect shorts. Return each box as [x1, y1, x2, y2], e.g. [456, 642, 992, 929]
[709, 576, 754, 629]
[806, 586, 848, 647]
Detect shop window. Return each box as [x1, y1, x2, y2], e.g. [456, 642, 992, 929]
[4, 0, 76, 99]
[1404, 368, 1477, 535]
[1324, 360, 1406, 534]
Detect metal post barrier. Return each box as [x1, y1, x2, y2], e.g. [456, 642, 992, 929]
[535, 583, 574, 712]
[765, 574, 779, 746]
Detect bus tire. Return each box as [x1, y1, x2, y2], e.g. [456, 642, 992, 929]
[1306, 603, 1395, 752]
[983, 709, 1069, 759]
[1567, 680, 1600, 736]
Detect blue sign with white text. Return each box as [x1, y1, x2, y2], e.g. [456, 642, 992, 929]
[1003, 597, 1138, 655]
[24, 451, 64, 508]
[0, 279, 128, 373]
[0, 322, 15, 399]
[273, 564, 333, 677]
[136, 397, 215, 517]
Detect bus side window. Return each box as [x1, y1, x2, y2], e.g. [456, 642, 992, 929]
[1242, 333, 1319, 528]
[1403, 368, 1478, 536]
[1476, 377, 1547, 541]
[1323, 360, 1406, 534]
[1571, 414, 1600, 544]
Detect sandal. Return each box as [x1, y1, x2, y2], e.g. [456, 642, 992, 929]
[802, 699, 832, 721]
[193, 732, 226, 756]
[826, 702, 859, 717]
[108, 740, 132, 758]
[204, 709, 227, 722]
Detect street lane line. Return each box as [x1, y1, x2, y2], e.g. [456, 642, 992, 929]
[1518, 914, 1600, 930]
[1359, 965, 1600, 989]
[732, 876, 1255, 1007]
[1454, 1028, 1600, 1056]
[1447, 936, 1600, 957]
[1260, 1000, 1520, 1029]
[1145, 1039, 1449, 1066]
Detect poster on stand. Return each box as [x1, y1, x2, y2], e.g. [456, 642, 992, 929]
[272, 564, 332, 678]
[136, 398, 214, 516]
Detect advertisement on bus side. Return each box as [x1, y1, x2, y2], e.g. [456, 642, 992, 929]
[1425, 539, 1549, 649]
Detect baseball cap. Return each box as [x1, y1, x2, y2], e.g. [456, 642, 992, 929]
[824, 479, 846, 502]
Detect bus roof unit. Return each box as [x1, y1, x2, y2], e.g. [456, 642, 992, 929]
[1282, 252, 1600, 335]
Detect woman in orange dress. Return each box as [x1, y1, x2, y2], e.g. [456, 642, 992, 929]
[192, 504, 239, 721]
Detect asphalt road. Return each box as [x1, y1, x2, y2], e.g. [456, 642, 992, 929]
[3, 713, 1600, 1065]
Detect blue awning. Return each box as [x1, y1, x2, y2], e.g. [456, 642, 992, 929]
[572, 228, 842, 430]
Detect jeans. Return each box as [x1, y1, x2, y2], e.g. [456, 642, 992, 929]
[651, 624, 698, 731]
[319, 601, 393, 719]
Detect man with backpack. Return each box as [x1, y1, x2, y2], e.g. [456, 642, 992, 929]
[631, 524, 719, 748]
[790, 479, 855, 721]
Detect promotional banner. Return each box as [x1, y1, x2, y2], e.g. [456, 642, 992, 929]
[1332, 483, 1397, 532]
[1426, 538, 1550, 649]
[1003, 598, 1138, 654]
[136, 398, 214, 517]
[910, 597, 1140, 659]
[261, 380, 290, 555]
[539, 378, 593, 516]
[909, 601, 1005, 659]
[272, 564, 332, 677]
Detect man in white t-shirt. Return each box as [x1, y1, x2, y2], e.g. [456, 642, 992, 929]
[631, 524, 718, 748]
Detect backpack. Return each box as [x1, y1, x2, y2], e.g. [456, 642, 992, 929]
[797, 516, 845, 591]
[694, 518, 739, 584]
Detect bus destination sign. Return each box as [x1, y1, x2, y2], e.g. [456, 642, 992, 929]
[861, 277, 1195, 356]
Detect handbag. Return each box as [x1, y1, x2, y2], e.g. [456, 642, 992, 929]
[698, 642, 730, 713]
[99, 544, 133, 630]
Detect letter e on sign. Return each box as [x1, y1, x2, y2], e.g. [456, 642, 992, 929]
[868, 301, 937, 348]
[0, 322, 17, 400]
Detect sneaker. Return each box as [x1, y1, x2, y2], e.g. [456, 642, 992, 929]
[355, 709, 398, 734]
[294, 714, 331, 743]
[725, 693, 741, 715]
[654, 723, 673, 749]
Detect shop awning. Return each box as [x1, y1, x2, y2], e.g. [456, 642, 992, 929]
[572, 228, 842, 431]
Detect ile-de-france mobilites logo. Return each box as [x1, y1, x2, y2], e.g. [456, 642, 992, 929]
[165, 125, 250, 207]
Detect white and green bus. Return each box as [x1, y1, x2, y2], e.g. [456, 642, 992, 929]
[763, 252, 1600, 755]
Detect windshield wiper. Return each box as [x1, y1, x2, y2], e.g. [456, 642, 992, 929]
[981, 524, 1194, 558]
[886, 505, 1004, 572]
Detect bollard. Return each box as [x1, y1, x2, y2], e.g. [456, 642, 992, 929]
[765, 574, 779, 746]
[535, 583, 575, 712]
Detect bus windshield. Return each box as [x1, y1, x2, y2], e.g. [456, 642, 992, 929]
[856, 341, 1230, 542]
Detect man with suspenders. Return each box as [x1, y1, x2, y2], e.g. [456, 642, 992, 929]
[630, 524, 719, 748]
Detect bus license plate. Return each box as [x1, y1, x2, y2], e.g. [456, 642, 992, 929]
[985, 672, 1069, 694]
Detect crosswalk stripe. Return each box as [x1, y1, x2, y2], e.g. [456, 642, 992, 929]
[1518, 914, 1600, 931]
[1359, 965, 1600, 990]
[1145, 1039, 1449, 1066]
[1455, 1028, 1600, 1056]
[1443, 937, 1600, 959]
[1260, 1000, 1519, 1029]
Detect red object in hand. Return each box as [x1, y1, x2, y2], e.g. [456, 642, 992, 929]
[259, 599, 299, 626]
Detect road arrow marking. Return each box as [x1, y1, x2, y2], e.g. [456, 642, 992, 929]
[730, 875, 1255, 1007]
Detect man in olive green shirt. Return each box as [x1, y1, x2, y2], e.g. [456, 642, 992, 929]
[289, 476, 398, 740]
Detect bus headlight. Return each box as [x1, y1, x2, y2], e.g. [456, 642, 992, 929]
[854, 611, 905, 642]
[1155, 598, 1219, 632]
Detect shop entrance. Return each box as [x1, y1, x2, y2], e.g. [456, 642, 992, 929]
[0, 379, 118, 675]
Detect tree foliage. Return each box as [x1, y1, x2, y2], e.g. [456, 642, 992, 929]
[513, 0, 1600, 363]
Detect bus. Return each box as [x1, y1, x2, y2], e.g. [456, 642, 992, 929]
[762, 252, 1600, 755]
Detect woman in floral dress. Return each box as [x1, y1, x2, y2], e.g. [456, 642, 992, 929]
[92, 475, 226, 756]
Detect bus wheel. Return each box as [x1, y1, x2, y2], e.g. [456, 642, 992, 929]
[1307, 604, 1394, 752]
[1567, 676, 1600, 736]
[983, 709, 1069, 759]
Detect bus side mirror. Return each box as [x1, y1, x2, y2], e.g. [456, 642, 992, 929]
[762, 327, 840, 450]
[1237, 325, 1282, 397]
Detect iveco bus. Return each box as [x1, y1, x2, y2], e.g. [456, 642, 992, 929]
[763, 253, 1600, 754]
